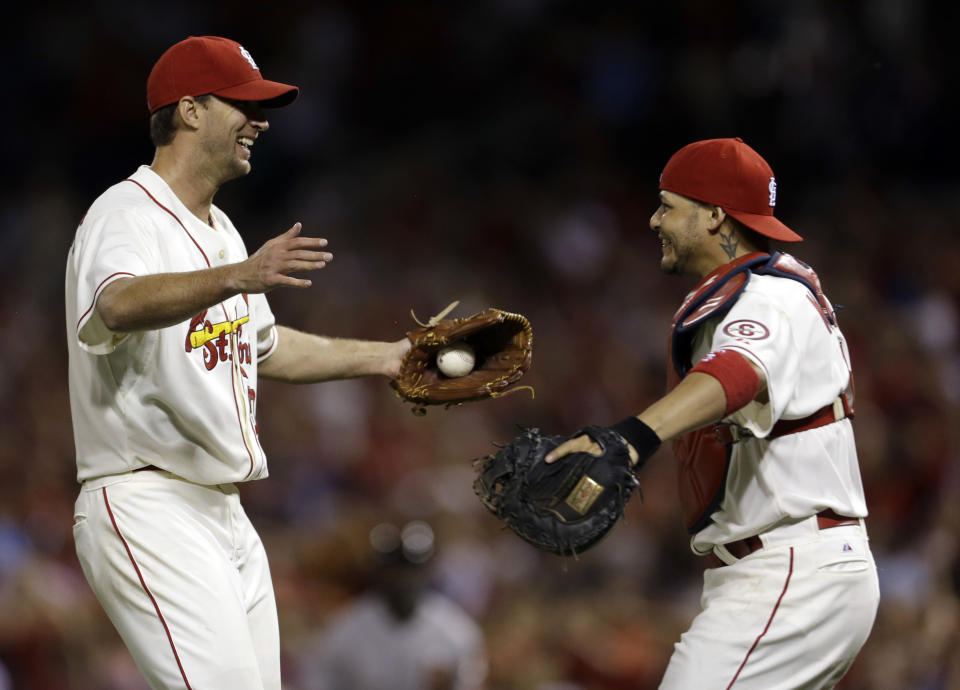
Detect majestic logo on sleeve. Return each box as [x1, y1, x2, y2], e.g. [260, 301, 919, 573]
[768, 177, 777, 207]
[722, 319, 770, 341]
[185, 310, 254, 371]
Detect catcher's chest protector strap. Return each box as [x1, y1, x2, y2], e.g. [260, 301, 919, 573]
[753, 253, 839, 329]
[669, 252, 835, 378]
[668, 252, 837, 533]
[670, 252, 770, 379]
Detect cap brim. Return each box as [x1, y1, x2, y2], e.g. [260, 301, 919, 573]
[725, 209, 803, 242]
[214, 79, 299, 108]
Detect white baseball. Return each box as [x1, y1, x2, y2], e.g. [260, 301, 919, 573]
[437, 342, 476, 377]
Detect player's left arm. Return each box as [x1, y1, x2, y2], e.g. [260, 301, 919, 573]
[258, 325, 410, 383]
[545, 352, 767, 463]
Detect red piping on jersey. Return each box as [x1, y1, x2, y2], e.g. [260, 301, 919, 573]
[126, 177, 267, 476]
[124, 179, 211, 268]
[725, 547, 794, 689]
[102, 487, 194, 689]
[128, 177, 259, 470]
[805, 292, 832, 331]
[77, 271, 136, 330]
[222, 301, 262, 480]
[259, 326, 279, 360]
[229, 326, 257, 480]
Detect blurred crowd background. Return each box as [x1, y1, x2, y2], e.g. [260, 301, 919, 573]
[1, 0, 958, 688]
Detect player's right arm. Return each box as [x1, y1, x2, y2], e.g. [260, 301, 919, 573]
[544, 354, 768, 464]
[97, 222, 331, 332]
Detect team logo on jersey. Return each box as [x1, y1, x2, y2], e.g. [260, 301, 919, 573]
[239, 46, 258, 71]
[768, 177, 777, 207]
[722, 319, 770, 341]
[185, 310, 253, 371]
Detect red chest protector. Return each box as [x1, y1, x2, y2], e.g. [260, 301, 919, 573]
[669, 252, 840, 533]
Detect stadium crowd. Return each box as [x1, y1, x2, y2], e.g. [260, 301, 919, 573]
[0, 1, 956, 688]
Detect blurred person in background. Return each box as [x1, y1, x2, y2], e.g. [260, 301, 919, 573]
[300, 520, 487, 690]
[64, 36, 409, 689]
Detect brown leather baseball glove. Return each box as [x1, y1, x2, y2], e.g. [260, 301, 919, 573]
[391, 302, 533, 414]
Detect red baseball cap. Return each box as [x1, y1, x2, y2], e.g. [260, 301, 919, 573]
[147, 36, 299, 113]
[659, 137, 803, 242]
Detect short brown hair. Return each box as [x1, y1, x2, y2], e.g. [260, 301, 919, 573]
[149, 94, 213, 147]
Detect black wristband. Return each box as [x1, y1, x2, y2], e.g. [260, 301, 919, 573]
[611, 416, 661, 468]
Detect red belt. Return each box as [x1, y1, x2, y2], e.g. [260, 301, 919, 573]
[715, 394, 853, 444]
[771, 394, 853, 438]
[714, 509, 861, 562]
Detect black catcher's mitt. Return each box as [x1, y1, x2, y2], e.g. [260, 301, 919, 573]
[472, 426, 640, 556]
[392, 301, 533, 414]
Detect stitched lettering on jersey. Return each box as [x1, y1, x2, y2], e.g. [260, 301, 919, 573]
[185, 309, 254, 371]
[185, 299, 262, 473]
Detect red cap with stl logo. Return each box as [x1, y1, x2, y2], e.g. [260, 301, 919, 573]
[147, 36, 299, 113]
[659, 137, 802, 242]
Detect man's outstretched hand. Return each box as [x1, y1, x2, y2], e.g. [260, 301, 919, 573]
[239, 222, 333, 292]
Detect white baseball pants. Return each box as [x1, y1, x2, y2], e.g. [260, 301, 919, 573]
[73, 470, 280, 690]
[660, 520, 879, 689]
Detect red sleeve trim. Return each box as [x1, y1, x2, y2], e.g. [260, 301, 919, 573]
[689, 348, 760, 416]
[258, 325, 279, 360]
[77, 272, 136, 330]
[124, 178, 211, 268]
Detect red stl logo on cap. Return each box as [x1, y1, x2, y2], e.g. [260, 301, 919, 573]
[659, 137, 803, 242]
[147, 36, 299, 114]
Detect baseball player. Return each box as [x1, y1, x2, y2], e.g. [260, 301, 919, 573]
[547, 138, 879, 688]
[65, 36, 409, 689]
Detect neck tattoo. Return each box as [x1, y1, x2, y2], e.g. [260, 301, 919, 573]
[719, 230, 739, 259]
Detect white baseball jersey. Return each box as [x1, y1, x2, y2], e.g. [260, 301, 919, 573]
[65, 165, 278, 485]
[688, 270, 867, 555]
[661, 260, 879, 689]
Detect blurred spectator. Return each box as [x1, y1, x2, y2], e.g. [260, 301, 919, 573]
[0, 1, 955, 687]
[297, 521, 487, 690]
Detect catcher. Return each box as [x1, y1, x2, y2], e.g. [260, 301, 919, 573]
[474, 138, 878, 689]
